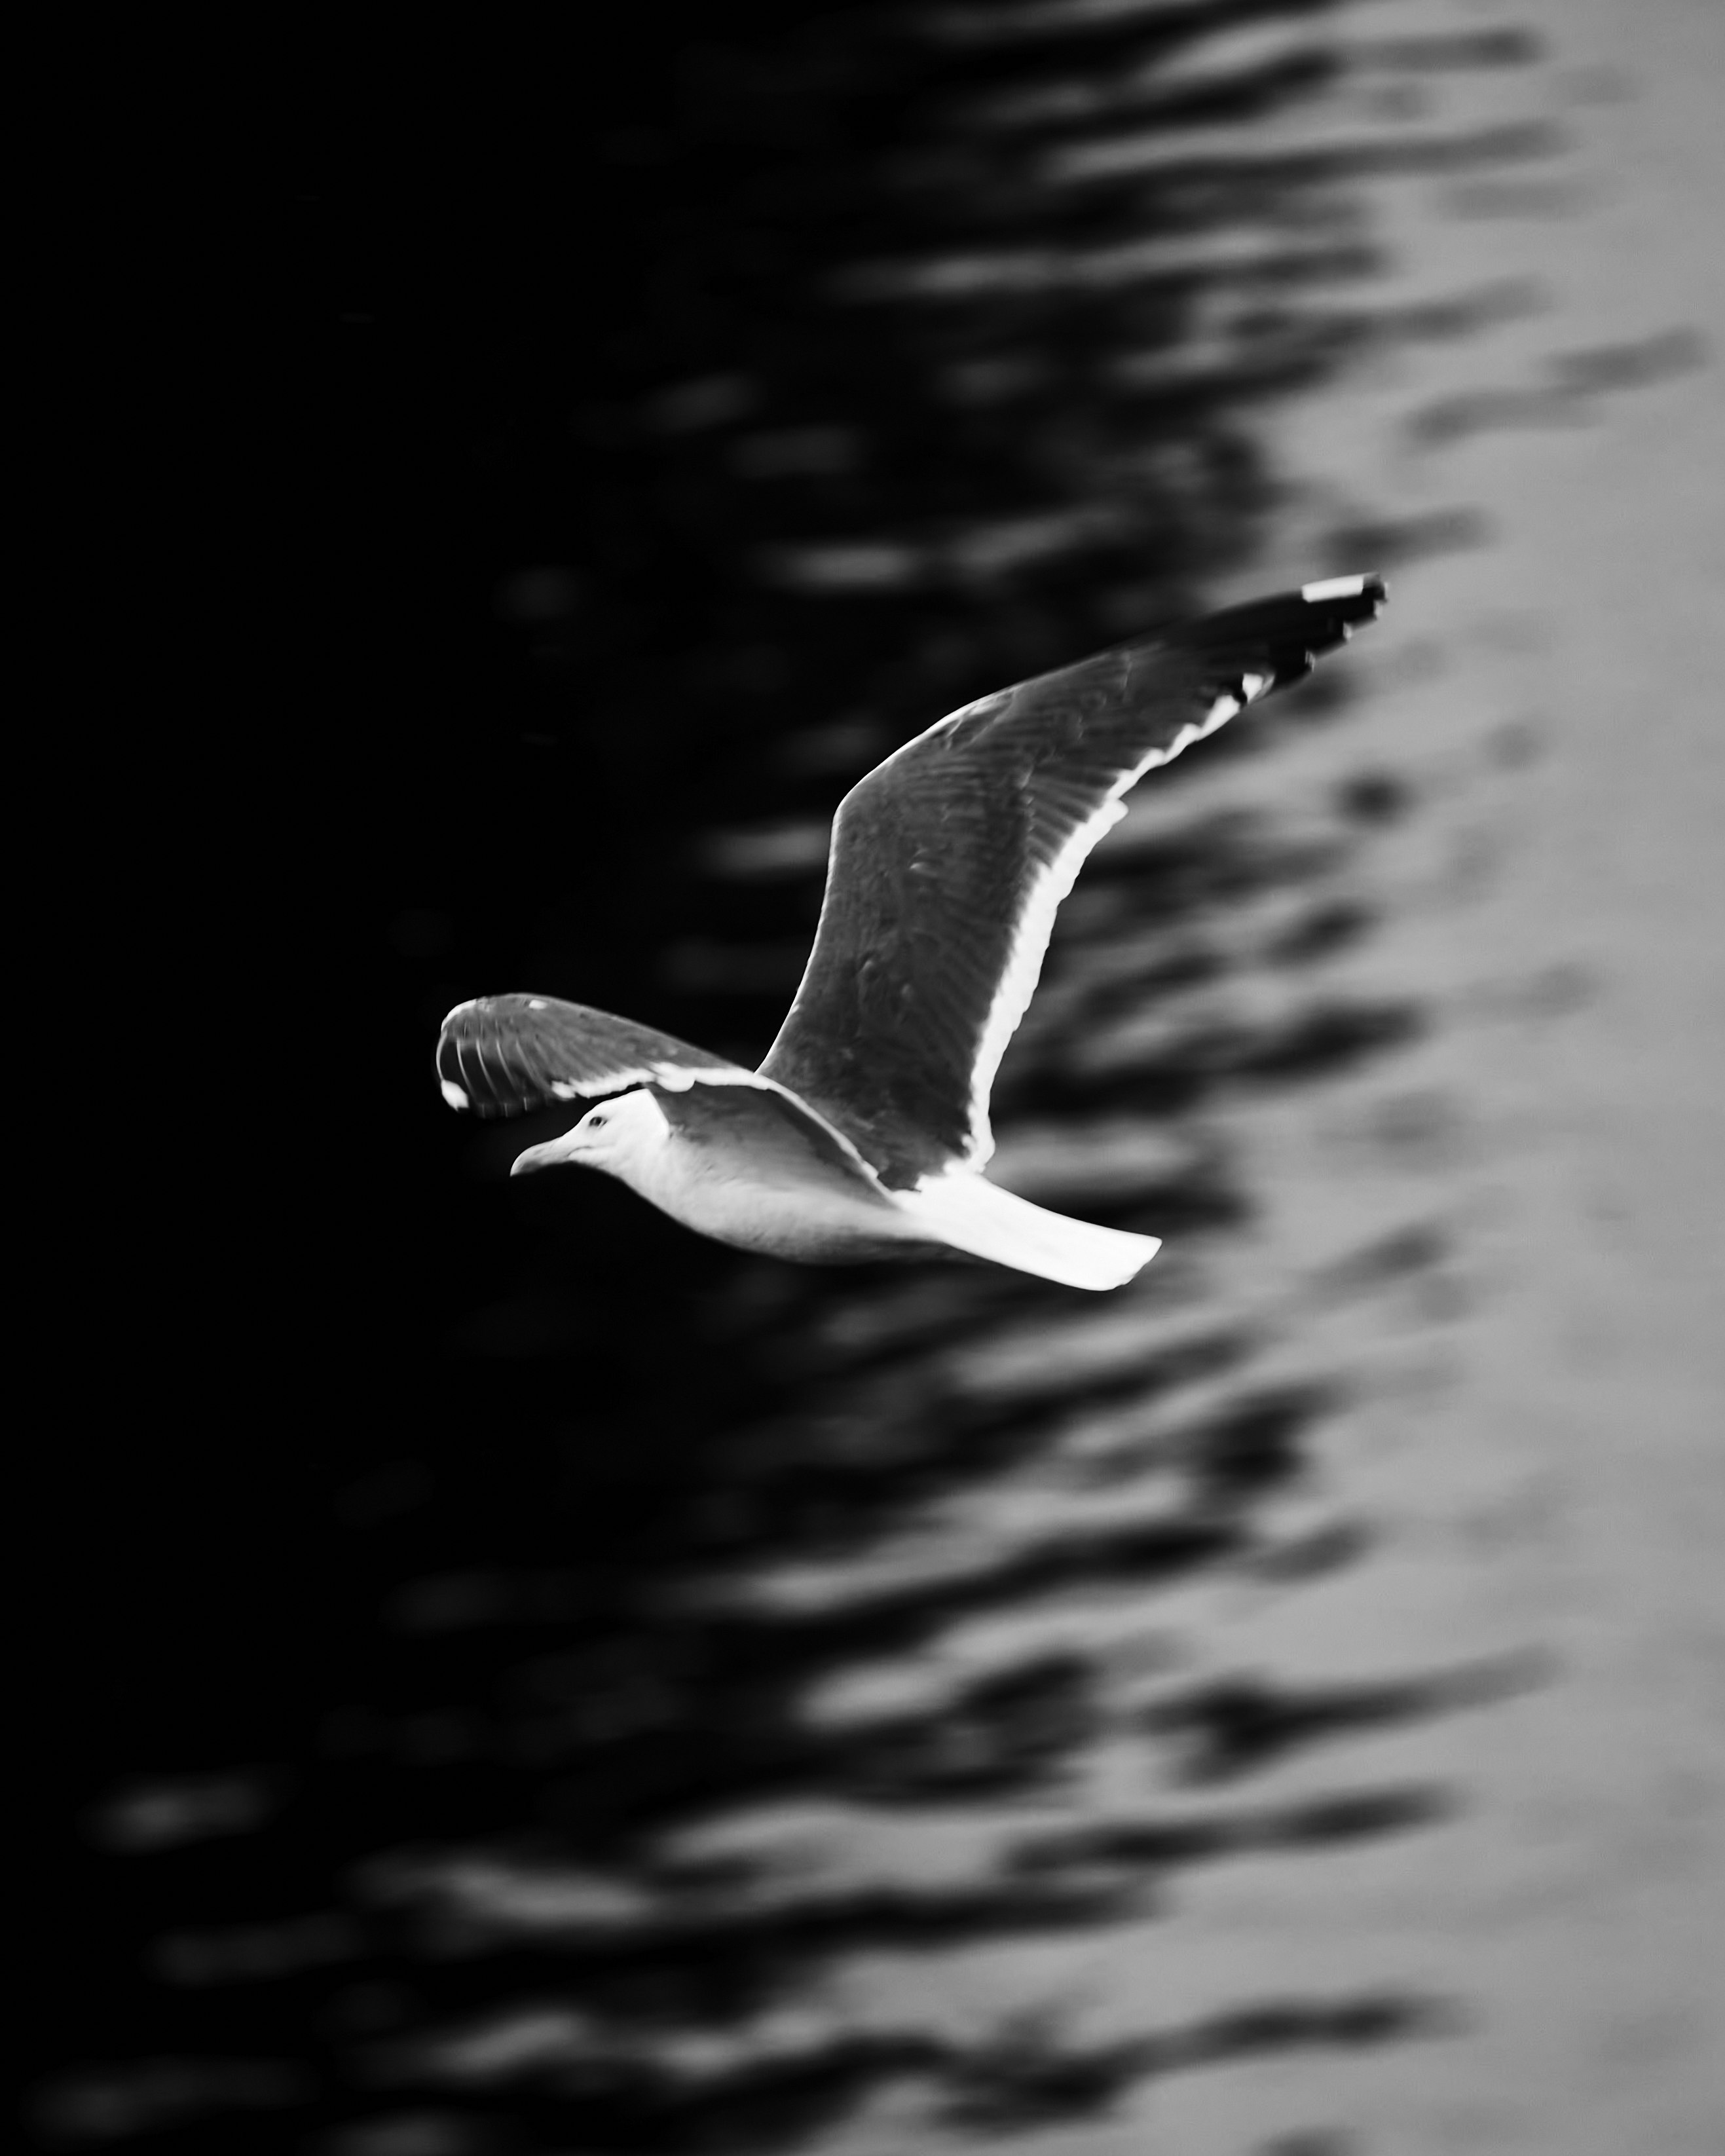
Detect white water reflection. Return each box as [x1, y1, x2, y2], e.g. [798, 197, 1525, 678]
[682, 5, 1724, 2149]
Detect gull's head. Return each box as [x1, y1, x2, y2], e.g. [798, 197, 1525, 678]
[510, 1087, 669, 1180]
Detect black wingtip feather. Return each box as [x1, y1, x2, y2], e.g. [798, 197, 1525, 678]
[1162, 572, 1387, 695]
[437, 997, 552, 1119]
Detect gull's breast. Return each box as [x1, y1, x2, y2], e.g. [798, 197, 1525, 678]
[684, 1170, 938, 1262]
[627, 1090, 944, 1266]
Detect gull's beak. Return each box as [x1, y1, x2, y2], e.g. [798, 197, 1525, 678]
[510, 1131, 582, 1176]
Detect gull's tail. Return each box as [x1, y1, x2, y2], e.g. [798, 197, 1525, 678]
[895, 1173, 1160, 1292]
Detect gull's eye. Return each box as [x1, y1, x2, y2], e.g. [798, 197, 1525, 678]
[588, 1113, 607, 1128]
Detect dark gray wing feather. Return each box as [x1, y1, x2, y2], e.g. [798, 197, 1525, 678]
[437, 994, 752, 1118]
[758, 577, 1386, 1186]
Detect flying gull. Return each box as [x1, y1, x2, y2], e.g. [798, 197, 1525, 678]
[438, 575, 1386, 1290]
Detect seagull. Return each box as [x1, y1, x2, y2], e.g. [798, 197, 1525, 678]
[438, 575, 1386, 1290]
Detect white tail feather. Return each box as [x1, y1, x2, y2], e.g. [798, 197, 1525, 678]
[895, 1174, 1160, 1291]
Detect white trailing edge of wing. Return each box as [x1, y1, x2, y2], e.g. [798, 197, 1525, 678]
[954, 682, 1252, 1170]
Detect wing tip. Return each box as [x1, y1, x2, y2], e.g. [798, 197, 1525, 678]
[1168, 570, 1388, 698]
[1300, 570, 1387, 609]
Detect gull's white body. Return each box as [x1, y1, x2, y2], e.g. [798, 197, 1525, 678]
[529, 1089, 918, 1263]
[517, 1085, 1160, 1289]
[439, 576, 1386, 1290]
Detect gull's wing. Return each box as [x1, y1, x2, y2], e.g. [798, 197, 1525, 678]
[758, 576, 1386, 1187]
[436, 993, 891, 1187]
[437, 994, 759, 1117]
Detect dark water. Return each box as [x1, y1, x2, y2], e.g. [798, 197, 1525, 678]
[35, 7, 1715, 2153]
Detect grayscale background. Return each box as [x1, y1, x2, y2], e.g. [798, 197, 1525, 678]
[31, 2, 1724, 2151]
